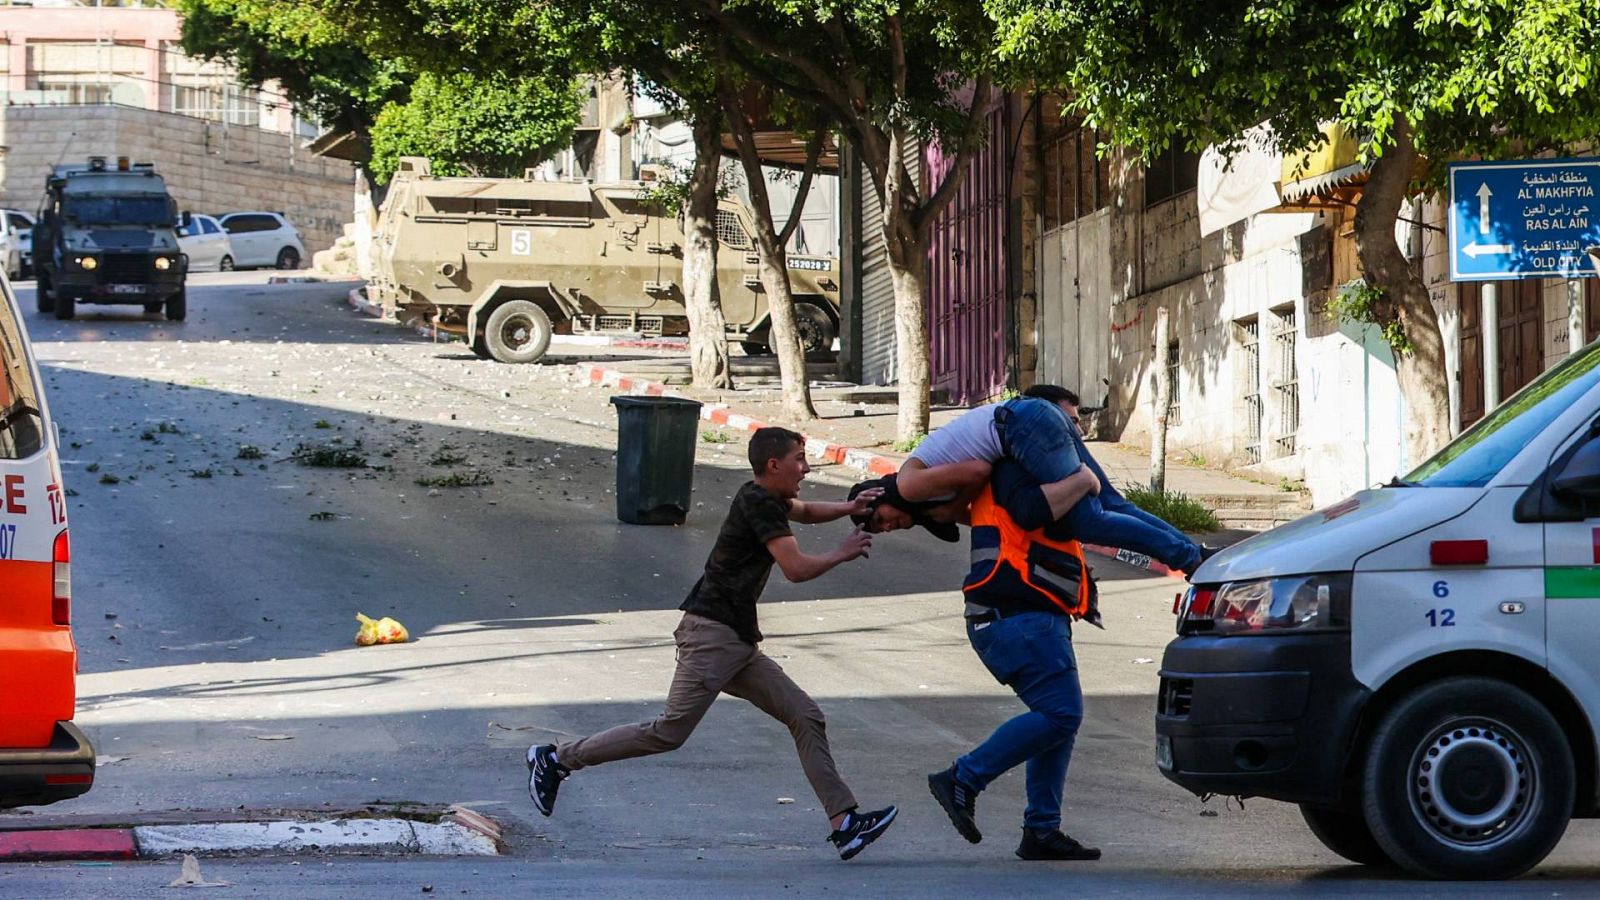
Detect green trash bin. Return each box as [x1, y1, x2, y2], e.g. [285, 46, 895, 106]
[610, 395, 704, 525]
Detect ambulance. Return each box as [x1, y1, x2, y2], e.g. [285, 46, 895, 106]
[0, 274, 93, 807]
[1161, 338, 1600, 879]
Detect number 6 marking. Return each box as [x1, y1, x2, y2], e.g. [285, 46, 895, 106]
[1432, 580, 1450, 598]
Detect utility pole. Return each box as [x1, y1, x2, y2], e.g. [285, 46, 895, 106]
[1150, 306, 1170, 494]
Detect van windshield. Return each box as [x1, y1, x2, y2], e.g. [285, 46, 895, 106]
[1406, 342, 1600, 487]
[62, 196, 171, 226]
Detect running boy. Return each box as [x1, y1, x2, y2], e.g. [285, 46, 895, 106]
[891, 387, 1205, 574]
[526, 427, 899, 861]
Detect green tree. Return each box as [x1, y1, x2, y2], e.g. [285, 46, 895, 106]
[368, 72, 585, 183]
[988, 0, 1600, 459]
[282, 0, 803, 399]
[702, 0, 1002, 442]
[178, 0, 408, 146]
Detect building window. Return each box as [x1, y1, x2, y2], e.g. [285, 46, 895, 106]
[170, 83, 261, 127]
[1144, 144, 1201, 207]
[1042, 120, 1111, 231]
[1239, 318, 1262, 464]
[35, 81, 113, 105]
[1165, 340, 1181, 427]
[1272, 306, 1300, 457]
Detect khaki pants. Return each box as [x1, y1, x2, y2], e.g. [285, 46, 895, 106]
[556, 613, 858, 818]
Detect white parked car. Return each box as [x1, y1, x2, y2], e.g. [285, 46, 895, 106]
[1, 209, 32, 279]
[176, 214, 236, 272]
[217, 212, 306, 270]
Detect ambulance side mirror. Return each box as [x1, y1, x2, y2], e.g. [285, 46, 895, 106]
[1552, 438, 1600, 498]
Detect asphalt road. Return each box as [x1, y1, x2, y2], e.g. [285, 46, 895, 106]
[5, 273, 1600, 896]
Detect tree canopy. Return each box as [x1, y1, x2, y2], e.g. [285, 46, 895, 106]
[987, 0, 1600, 182]
[368, 72, 584, 183]
[178, 0, 409, 140]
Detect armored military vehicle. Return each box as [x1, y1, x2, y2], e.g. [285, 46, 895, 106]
[32, 157, 188, 321]
[367, 157, 840, 363]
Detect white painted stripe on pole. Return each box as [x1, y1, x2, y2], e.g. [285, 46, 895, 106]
[805, 438, 831, 458]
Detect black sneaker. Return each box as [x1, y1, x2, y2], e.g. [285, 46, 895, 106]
[1015, 828, 1101, 861]
[525, 743, 569, 817]
[828, 805, 898, 861]
[927, 766, 982, 843]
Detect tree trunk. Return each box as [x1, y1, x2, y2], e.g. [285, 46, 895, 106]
[1353, 115, 1451, 465]
[1150, 305, 1170, 493]
[721, 80, 815, 421]
[886, 233, 932, 444]
[684, 114, 733, 391]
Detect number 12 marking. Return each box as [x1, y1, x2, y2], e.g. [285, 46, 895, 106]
[1426, 608, 1456, 627]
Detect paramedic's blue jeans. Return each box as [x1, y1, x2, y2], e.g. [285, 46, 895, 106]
[954, 611, 1082, 832]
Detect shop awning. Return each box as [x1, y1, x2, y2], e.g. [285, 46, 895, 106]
[1197, 123, 1371, 234]
[1278, 123, 1368, 205]
[1197, 125, 1284, 235]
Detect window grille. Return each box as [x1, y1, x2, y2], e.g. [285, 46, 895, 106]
[1165, 341, 1181, 427]
[715, 209, 752, 250]
[1240, 320, 1262, 464]
[1272, 309, 1299, 457]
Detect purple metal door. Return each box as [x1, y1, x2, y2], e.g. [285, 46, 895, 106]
[925, 107, 1008, 406]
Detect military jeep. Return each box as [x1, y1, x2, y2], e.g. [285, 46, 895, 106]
[367, 157, 840, 363]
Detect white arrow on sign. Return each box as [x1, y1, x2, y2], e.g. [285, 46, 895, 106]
[1477, 183, 1493, 235]
[1462, 241, 1513, 259]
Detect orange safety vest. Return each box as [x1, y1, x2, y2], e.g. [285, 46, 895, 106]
[963, 484, 1098, 623]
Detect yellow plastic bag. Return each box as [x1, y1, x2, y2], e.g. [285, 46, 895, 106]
[355, 612, 410, 646]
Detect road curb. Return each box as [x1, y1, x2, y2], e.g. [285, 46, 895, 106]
[0, 828, 137, 862]
[575, 360, 1195, 578]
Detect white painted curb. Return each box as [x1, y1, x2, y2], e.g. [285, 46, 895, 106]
[133, 819, 498, 857]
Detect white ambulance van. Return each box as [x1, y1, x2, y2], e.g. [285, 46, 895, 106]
[1161, 338, 1600, 879]
[0, 274, 93, 807]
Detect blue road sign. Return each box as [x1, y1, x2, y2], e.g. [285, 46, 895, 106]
[1448, 157, 1600, 281]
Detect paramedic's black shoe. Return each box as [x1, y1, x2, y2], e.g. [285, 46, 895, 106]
[829, 805, 898, 860]
[1016, 828, 1101, 861]
[928, 766, 982, 843]
[526, 743, 569, 817]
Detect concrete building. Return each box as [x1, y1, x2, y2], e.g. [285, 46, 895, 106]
[1021, 105, 1597, 505]
[0, 3, 352, 255]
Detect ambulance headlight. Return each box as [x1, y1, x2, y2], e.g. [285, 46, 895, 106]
[75, 255, 98, 271]
[154, 256, 172, 271]
[1210, 573, 1352, 633]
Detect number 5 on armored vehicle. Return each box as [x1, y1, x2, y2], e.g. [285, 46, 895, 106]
[367, 157, 841, 364]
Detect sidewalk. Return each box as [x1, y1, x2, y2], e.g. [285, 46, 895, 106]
[574, 359, 1301, 578]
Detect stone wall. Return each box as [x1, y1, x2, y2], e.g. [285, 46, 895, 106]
[0, 105, 352, 257]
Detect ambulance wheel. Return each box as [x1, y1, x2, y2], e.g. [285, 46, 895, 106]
[1300, 804, 1391, 867]
[53, 290, 75, 320]
[1362, 677, 1572, 880]
[35, 275, 52, 313]
[483, 300, 551, 364]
